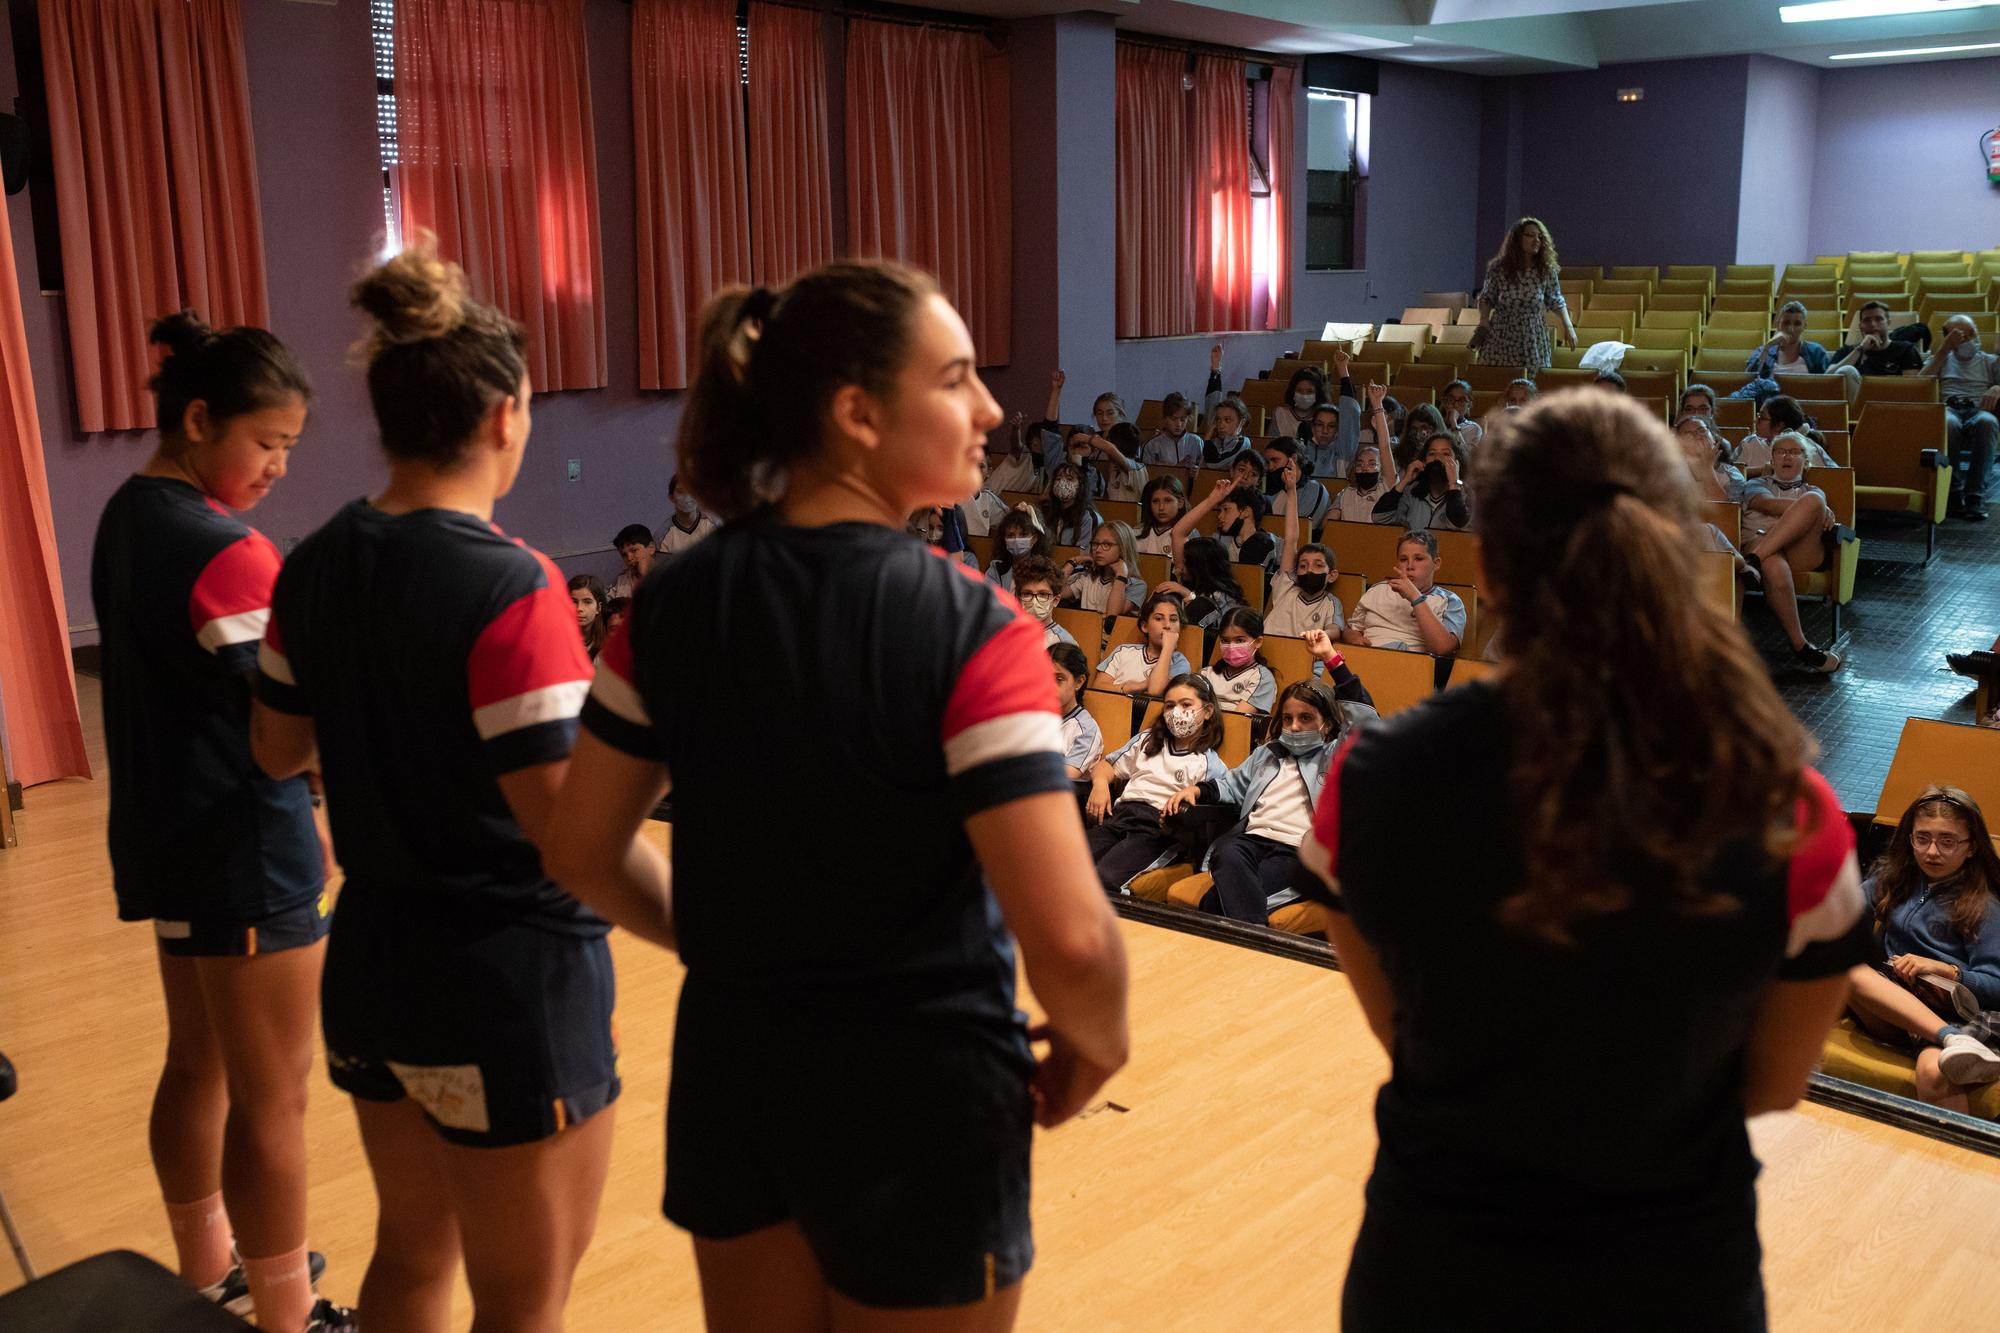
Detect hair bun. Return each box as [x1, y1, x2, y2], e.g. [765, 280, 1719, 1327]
[351, 232, 467, 347]
[148, 309, 216, 361]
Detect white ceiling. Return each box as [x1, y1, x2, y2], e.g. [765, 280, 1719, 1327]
[920, 1, 2000, 74]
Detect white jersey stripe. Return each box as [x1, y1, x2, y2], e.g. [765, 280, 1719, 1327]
[472, 679, 591, 741]
[943, 711, 1064, 778]
[197, 607, 270, 654]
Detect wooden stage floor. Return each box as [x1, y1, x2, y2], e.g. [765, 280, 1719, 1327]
[5, 678, 2000, 1329]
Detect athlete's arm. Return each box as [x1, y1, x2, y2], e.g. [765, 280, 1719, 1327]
[540, 731, 675, 951]
[1299, 835, 1395, 1052]
[969, 790, 1128, 1127]
[249, 699, 318, 779]
[1741, 975, 1850, 1116]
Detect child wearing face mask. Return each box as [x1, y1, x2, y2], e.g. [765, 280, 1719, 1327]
[1135, 476, 1188, 556]
[660, 474, 718, 556]
[1040, 460, 1103, 548]
[1202, 396, 1255, 470]
[1344, 530, 1465, 655]
[1009, 555, 1075, 649]
[1063, 521, 1146, 616]
[1085, 675, 1228, 893]
[1200, 607, 1278, 715]
[1331, 444, 1392, 525]
[1159, 681, 1346, 924]
[1266, 445, 1332, 526]
[1268, 475, 1344, 637]
[1273, 366, 1329, 440]
[1050, 643, 1103, 780]
[1376, 435, 1473, 533]
[985, 508, 1051, 592]
[1173, 479, 1278, 571]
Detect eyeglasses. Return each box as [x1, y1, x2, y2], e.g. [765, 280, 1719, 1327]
[1090, 539, 1120, 550]
[1913, 833, 1966, 853]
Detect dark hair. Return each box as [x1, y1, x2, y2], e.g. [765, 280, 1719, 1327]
[1041, 459, 1096, 537]
[1010, 552, 1061, 593]
[1138, 475, 1187, 535]
[1869, 786, 2000, 942]
[1213, 395, 1249, 426]
[147, 310, 311, 447]
[1397, 528, 1439, 560]
[1049, 641, 1090, 686]
[1296, 541, 1334, 571]
[1507, 377, 1537, 398]
[603, 595, 631, 622]
[1229, 451, 1268, 484]
[1473, 392, 1814, 945]
[667, 472, 686, 494]
[1760, 395, 1808, 434]
[679, 260, 940, 520]
[1263, 437, 1299, 460]
[1284, 366, 1328, 401]
[1309, 401, 1341, 426]
[1211, 606, 1270, 671]
[566, 574, 608, 657]
[1681, 382, 1716, 409]
[1135, 589, 1186, 635]
[1594, 370, 1628, 392]
[1178, 536, 1245, 603]
[1858, 299, 1891, 318]
[1160, 391, 1193, 421]
[992, 508, 1050, 573]
[352, 237, 527, 468]
[1263, 679, 1342, 748]
[1139, 673, 1223, 757]
[1489, 216, 1559, 282]
[1105, 421, 1144, 459]
[1222, 485, 1266, 519]
[1443, 378, 1472, 401]
[614, 524, 655, 550]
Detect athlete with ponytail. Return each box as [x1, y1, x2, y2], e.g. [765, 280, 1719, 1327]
[543, 261, 1128, 1329]
[92, 314, 348, 1330]
[1302, 392, 1872, 1329]
[251, 241, 613, 1331]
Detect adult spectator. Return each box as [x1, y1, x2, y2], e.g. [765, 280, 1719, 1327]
[1829, 300, 1924, 402]
[1926, 313, 1999, 521]
[1742, 301, 1830, 384]
[1473, 218, 1575, 372]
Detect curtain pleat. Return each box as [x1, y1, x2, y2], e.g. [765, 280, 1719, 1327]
[1266, 65, 1295, 332]
[1115, 44, 1192, 338]
[747, 3, 834, 288]
[1190, 55, 1253, 334]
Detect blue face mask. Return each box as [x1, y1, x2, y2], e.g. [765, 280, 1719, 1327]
[1278, 728, 1325, 755]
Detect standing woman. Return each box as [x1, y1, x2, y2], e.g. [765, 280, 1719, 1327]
[91, 314, 350, 1331]
[1473, 217, 1575, 372]
[1304, 393, 1870, 1330]
[543, 261, 1130, 1331]
[250, 242, 614, 1331]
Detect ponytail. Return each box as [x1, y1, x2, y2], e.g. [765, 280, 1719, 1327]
[678, 260, 940, 522]
[148, 310, 311, 446]
[1475, 393, 1812, 945]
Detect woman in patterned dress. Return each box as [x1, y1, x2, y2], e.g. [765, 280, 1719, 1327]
[1475, 217, 1576, 372]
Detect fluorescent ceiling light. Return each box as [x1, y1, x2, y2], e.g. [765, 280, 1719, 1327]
[1828, 38, 2000, 55]
[1782, 0, 1999, 21]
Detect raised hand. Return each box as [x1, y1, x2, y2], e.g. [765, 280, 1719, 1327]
[1051, 368, 1067, 391]
[1331, 347, 1351, 378]
[1366, 381, 1388, 410]
[1210, 343, 1224, 372]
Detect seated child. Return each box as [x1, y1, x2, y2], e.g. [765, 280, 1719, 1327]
[1201, 396, 1255, 470]
[1134, 476, 1188, 556]
[1273, 365, 1329, 440]
[1093, 592, 1192, 696]
[1040, 460, 1104, 548]
[1063, 521, 1146, 616]
[985, 508, 1052, 592]
[609, 523, 656, 600]
[1142, 392, 1203, 468]
[989, 411, 1044, 494]
[1085, 674, 1228, 892]
[1342, 530, 1465, 654]
[1265, 443, 1333, 526]
[602, 596, 631, 637]
[1159, 680, 1344, 924]
[1200, 607, 1278, 715]
[1329, 443, 1391, 525]
[1010, 554, 1075, 648]
[1376, 435, 1473, 533]
[660, 475, 718, 556]
[568, 574, 607, 660]
[1151, 536, 1244, 631]
[1267, 470, 1344, 638]
[1173, 478, 1277, 570]
[960, 453, 1014, 536]
[1505, 378, 1536, 408]
[1050, 642, 1103, 780]
[1302, 628, 1378, 711]
[1225, 450, 1267, 497]
[1739, 431, 1841, 673]
[1300, 400, 1359, 480]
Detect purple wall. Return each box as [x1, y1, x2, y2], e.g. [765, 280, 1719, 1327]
[1512, 57, 1749, 269]
[1808, 56, 2000, 258]
[1737, 56, 1820, 265]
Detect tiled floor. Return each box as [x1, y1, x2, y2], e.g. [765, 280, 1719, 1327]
[1747, 509, 1998, 811]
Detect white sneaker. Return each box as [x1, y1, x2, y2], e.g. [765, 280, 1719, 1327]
[1937, 1031, 2000, 1085]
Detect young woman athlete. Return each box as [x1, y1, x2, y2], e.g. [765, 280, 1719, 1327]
[543, 261, 1131, 1331]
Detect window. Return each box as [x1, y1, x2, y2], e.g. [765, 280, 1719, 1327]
[1305, 89, 1364, 272]
[372, 0, 398, 250]
[1248, 75, 1273, 285]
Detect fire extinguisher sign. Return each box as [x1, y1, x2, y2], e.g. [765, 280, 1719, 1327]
[1988, 127, 2000, 182]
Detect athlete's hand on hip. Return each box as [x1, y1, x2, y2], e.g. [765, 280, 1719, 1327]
[1026, 1022, 1119, 1128]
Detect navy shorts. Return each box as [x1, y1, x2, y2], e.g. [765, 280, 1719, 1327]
[155, 892, 333, 958]
[321, 910, 619, 1148]
[664, 985, 1035, 1309]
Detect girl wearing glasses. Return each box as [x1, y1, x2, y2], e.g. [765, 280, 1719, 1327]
[1847, 785, 2000, 1105]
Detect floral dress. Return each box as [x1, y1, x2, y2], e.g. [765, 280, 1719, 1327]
[1478, 263, 1567, 371]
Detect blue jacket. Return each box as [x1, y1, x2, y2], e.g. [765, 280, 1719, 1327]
[1193, 740, 1336, 884]
[1744, 340, 1831, 376]
[1870, 871, 2000, 1010]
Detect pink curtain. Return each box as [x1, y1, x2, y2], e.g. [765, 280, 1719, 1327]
[1266, 65, 1295, 331]
[395, 0, 606, 391]
[38, 0, 269, 433]
[632, 0, 750, 390]
[1115, 44, 1191, 338]
[0, 205, 89, 786]
[843, 19, 1010, 365]
[1191, 55, 1254, 334]
[748, 2, 834, 287]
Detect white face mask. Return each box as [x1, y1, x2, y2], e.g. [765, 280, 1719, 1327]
[1954, 335, 1984, 358]
[1003, 535, 1035, 557]
[1019, 592, 1055, 622]
[1165, 704, 1202, 738]
[1052, 478, 1079, 503]
[1291, 391, 1316, 412]
[675, 493, 700, 516]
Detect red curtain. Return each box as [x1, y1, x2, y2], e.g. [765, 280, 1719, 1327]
[1266, 65, 1296, 331]
[1114, 44, 1191, 339]
[38, 0, 269, 433]
[0, 205, 89, 786]
[395, 0, 606, 391]
[843, 19, 1010, 365]
[748, 2, 834, 287]
[1191, 55, 1253, 334]
[632, 0, 749, 390]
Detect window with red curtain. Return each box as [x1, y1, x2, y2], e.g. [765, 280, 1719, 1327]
[1266, 65, 1296, 331]
[1115, 44, 1193, 339]
[843, 19, 1010, 366]
[1190, 55, 1253, 335]
[747, 2, 834, 288]
[38, 0, 270, 433]
[632, 0, 750, 391]
[394, 0, 606, 391]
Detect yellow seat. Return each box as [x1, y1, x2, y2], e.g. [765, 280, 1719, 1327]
[1374, 323, 1432, 349]
[1399, 306, 1453, 337]
[1820, 1022, 2000, 1121]
[1454, 307, 1483, 326]
[1534, 367, 1597, 392]
[1418, 342, 1476, 370]
[1392, 362, 1454, 393]
[1440, 656, 1499, 690]
[1648, 291, 1708, 312]
[1851, 401, 1950, 561]
[1337, 643, 1436, 717]
[1268, 901, 1334, 939]
[1726, 264, 1776, 282]
[1585, 292, 1644, 315]
[1872, 716, 2000, 829]
[1302, 338, 1365, 363]
[1358, 341, 1416, 367]
[1854, 377, 1940, 414]
[1708, 309, 1771, 331]
[1272, 357, 1328, 383]
[1696, 347, 1751, 372]
[1665, 264, 1716, 286]
[1462, 362, 1529, 391]
[1052, 607, 1105, 662]
[1710, 294, 1770, 313]
[1784, 263, 1837, 281]
[1125, 863, 1191, 903]
[1433, 324, 1477, 346]
[1641, 308, 1704, 331]
[1164, 870, 1210, 908]
[1792, 466, 1859, 637]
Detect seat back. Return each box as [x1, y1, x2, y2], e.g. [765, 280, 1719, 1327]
[1535, 368, 1598, 392]
[1400, 306, 1453, 336]
[1854, 376, 1940, 413]
[1338, 644, 1435, 717]
[1772, 373, 1843, 402]
[1420, 289, 1470, 312]
[1373, 323, 1432, 348]
[1219, 712, 1257, 766]
[1358, 340, 1416, 366]
[1392, 362, 1454, 392]
[1082, 688, 1135, 756]
[1463, 362, 1529, 391]
[1261, 635, 1317, 692]
[1696, 548, 1738, 619]
[1271, 357, 1328, 384]
[1807, 465, 1856, 526]
[1640, 309, 1703, 332]
[1440, 657, 1499, 690]
[1238, 379, 1287, 411]
[1872, 717, 2000, 829]
[1419, 342, 1477, 370]
[1054, 607, 1106, 661]
[1620, 369, 1679, 399]
[1665, 264, 1717, 285]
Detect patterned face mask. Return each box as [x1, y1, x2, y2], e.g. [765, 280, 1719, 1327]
[1165, 704, 1202, 738]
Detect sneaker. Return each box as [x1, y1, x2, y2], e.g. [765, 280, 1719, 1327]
[201, 1250, 328, 1319]
[305, 1298, 360, 1332]
[1946, 650, 1997, 678]
[1794, 643, 1841, 674]
[1937, 1031, 2000, 1085]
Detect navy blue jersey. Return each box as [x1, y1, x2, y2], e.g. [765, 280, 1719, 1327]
[583, 520, 1071, 1024]
[256, 501, 602, 937]
[90, 475, 321, 924]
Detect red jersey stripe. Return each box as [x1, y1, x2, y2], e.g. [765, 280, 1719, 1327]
[467, 585, 594, 723]
[941, 610, 1059, 745]
[188, 532, 282, 650]
[1786, 768, 1855, 924]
